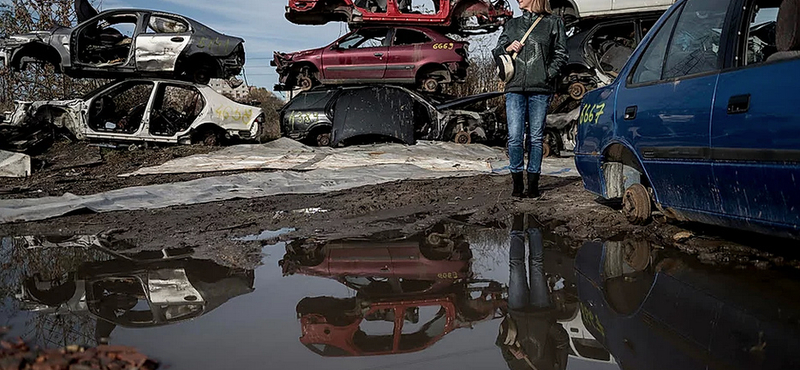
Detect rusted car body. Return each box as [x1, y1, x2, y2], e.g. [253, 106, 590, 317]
[284, 0, 512, 34]
[0, 6, 245, 84]
[272, 26, 468, 93]
[296, 281, 506, 357]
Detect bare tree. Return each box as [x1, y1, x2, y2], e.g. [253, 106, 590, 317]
[0, 0, 105, 111]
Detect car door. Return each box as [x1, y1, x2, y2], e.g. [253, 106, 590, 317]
[321, 28, 389, 81]
[85, 81, 155, 140]
[134, 13, 192, 72]
[614, 0, 729, 214]
[710, 0, 800, 227]
[385, 28, 432, 82]
[72, 12, 141, 70]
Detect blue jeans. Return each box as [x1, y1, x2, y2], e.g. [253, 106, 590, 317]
[509, 226, 550, 310]
[506, 93, 550, 174]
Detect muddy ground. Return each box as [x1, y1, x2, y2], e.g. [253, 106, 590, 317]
[1, 139, 799, 271]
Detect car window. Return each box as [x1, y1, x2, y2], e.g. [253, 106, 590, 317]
[399, 305, 447, 350]
[589, 22, 636, 75]
[662, 0, 729, 79]
[394, 29, 432, 45]
[150, 85, 205, 136]
[640, 19, 657, 40]
[146, 15, 189, 33]
[90, 81, 154, 133]
[742, 0, 780, 65]
[398, 0, 441, 14]
[630, 7, 681, 84]
[353, 308, 396, 353]
[353, 0, 388, 13]
[77, 13, 138, 65]
[338, 28, 388, 49]
[103, 14, 137, 38]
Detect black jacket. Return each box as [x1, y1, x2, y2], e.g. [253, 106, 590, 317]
[493, 11, 569, 94]
[496, 308, 570, 370]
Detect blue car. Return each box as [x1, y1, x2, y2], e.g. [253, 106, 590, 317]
[574, 0, 800, 237]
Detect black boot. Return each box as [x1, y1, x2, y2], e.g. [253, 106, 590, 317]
[511, 172, 525, 198]
[527, 173, 540, 198]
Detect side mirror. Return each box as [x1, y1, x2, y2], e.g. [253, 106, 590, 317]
[331, 42, 340, 50]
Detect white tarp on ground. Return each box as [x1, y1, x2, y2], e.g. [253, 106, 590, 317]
[0, 150, 31, 178]
[0, 140, 578, 224]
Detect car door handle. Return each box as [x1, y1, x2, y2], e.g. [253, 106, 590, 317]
[170, 37, 184, 42]
[380, 266, 390, 271]
[624, 106, 637, 120]
[374, 53, 384, 57]
[727, 94, 750, 114]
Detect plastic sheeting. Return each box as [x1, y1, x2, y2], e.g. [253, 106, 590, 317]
[122, 138, 505, 176]
[0, 140, 578, 224]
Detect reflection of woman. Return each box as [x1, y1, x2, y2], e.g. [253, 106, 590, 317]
[497, 214, 568, 370]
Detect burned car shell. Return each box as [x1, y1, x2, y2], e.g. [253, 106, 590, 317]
[284, 0, 512, 35]
[5, 79, 267, 145]
[272, 26, 469, 92]
[0, 9, 245, 83]
[280, 85, 502, 146]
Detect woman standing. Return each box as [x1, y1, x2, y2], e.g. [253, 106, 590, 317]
[494, 0, 568, 198]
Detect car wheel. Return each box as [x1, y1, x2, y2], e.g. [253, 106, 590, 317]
[315, 132, 331, 146]
[568, 82, 587, 100]
[190, 64, 212, 85]
[543, 131, 560, 158]
[454, 131, 471, 144]
[420, 77, 440, 93]
[622, 183, 652, 225]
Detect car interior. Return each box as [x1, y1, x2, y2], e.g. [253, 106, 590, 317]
[89, 82, 154, 134]
[747, 0, 781, 64]
[149, 85, 205, 137]
[588, 22, 638, 76]
[77, 13, 138, 67]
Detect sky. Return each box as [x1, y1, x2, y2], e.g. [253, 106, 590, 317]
[93, 0, 519, 98]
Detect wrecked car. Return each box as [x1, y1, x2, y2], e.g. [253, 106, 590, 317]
[272, 26, 468, 93]
[280, 85, 503, 146]
[295, 280, 506, 357]
[576, 0, 800, 236]
[0, 2, 245, 84]
[284, 0, 512, 35]
[10, 235, 254, 343]
[3, 79, 268, 146]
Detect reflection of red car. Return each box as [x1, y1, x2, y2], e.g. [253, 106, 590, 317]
[272, 26, 469, 93]
[285, 0, 512, 35]
[280, 239, 472, 297]
[296, 281, 505, 357]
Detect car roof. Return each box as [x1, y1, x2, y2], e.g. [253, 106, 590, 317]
[95, 8, 208, 28]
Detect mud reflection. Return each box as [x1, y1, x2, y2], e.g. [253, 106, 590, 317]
[1, 235, 254, 347]
[577, 239, 800, 369]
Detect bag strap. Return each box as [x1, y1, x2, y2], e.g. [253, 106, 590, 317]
[511, 15, 544, 60]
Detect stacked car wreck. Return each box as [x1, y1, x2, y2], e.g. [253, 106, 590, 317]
[0, 0, 268, 158]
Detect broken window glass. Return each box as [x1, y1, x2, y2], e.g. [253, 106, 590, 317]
[149, 85, 205, 136]
[146, 16, 189, 34]
[89, 81, 154, 133]
[663, 0, 729, 79]
[743, 0, 779, 65]
[394, 29, 432, 45]
[78, 13, 139, 66]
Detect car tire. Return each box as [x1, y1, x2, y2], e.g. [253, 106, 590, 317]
[189, 64, 213, 85]
[623, 183, 652, 225]
[296, 67, 320, 91]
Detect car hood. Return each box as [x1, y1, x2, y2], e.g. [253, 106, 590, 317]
[275, 47, 323, 61]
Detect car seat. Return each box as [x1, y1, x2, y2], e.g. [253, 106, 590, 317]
[767, 0, 800, 61]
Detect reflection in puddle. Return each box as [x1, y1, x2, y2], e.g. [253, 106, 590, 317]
[1, 217, 799, 369]
[234, 227, 296, 242]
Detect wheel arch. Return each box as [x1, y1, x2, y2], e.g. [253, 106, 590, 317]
[10, 43, 63, 72]
[551, 0, 580, 18]
[601, 141, 660, 201]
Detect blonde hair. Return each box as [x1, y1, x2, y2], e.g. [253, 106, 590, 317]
[528, 0, 552, 14]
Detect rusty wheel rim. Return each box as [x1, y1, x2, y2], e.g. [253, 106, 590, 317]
[569, 82, 587, 100]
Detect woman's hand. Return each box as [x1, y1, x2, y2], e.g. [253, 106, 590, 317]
[506, 40, 523, 54]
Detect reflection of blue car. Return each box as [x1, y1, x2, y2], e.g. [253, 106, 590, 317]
[574, 0, 800, 237]
[575, 240, 800, 370]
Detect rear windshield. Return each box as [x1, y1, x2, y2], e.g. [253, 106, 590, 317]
[284, 89, 340, 112]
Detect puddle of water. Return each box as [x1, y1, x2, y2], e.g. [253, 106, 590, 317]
[233, 227, 295, 242]
[2, 217, 799, 369]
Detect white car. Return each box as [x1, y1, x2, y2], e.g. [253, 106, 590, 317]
[4, 79, 267, 146]
[553, 0, 675, 20]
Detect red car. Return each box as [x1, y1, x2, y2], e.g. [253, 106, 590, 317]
[280, 237, 473, 297]
[296, 281, 506, 357]
[284, 0, 512, 35]
[271, 26, 469, 92]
